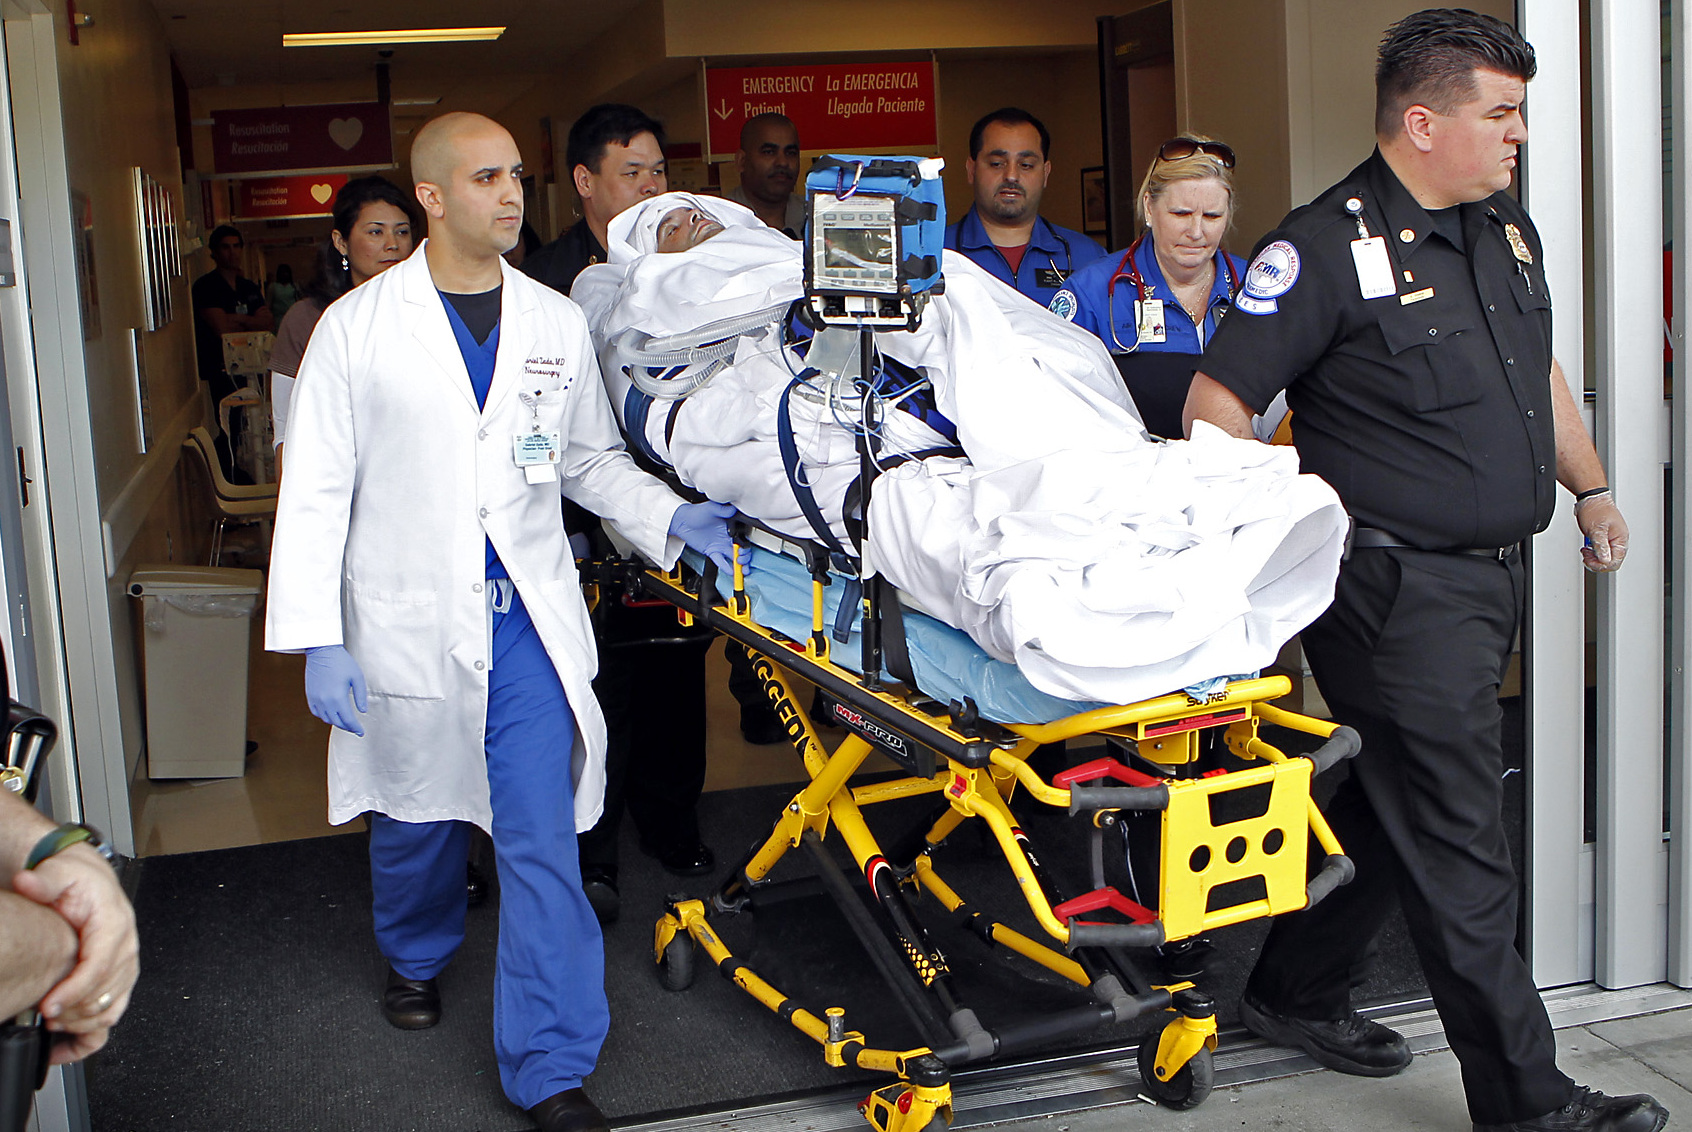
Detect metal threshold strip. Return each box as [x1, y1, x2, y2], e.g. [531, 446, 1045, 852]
[615, 983, 1692, 1131]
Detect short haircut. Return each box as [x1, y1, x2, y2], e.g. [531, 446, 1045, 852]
[968, 108, 1050, 161]
[1375, 8, 1536, 136]
[739, 112, 797, 151]
[209, 224, 242, 249]
[566, 103, 666, 179]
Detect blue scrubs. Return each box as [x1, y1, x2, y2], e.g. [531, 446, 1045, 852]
[366, 291, 606, 1109]
[1048, 238, 1245, 438]
[943, 206, 1107, 307]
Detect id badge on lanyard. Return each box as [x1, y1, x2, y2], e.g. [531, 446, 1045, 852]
[1136, 298, 1167, 344]
[514, 392, 562, 484]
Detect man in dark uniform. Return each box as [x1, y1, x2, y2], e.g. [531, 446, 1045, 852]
[521, 104, 715, 926]
[192, 225, 272, 480]
[523, 104, 667, 294]
[1186, 11, 1663, 1132]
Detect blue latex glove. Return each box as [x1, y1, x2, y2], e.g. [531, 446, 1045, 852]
[304, 644, 368, 736]
[668, 500, 751, 575]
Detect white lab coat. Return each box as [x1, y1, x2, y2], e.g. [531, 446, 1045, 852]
[265, 244, 685, 833]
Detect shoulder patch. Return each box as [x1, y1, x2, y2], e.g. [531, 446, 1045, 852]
[1047, 289, 1078, 322]
[1236, 240, 1301, 316]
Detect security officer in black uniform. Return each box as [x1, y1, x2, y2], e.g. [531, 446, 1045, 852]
[1186, 11, 1662, 1132]
[522, 104, 717, 925]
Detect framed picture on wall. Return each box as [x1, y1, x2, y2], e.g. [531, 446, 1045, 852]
[1080, 166, 1108, 237]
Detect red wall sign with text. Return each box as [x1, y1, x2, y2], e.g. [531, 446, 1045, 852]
[211, 102, 393, 177]
[705, 63, 937, 156]
[234, 174, 349, 220]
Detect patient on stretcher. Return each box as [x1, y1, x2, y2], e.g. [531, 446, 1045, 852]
[571, 193, 1349, 708]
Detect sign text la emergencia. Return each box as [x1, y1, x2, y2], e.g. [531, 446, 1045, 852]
[705, 63, 937, 156]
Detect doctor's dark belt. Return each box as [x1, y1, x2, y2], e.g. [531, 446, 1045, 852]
[1346, 524, 1521, 561]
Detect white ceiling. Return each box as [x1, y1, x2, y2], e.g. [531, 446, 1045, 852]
[151, 0, 635, 90]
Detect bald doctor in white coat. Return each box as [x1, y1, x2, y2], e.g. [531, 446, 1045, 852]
[266, 113, 738, 1132]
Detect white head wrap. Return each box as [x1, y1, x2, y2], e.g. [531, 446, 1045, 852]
[608, 192, 765, 262]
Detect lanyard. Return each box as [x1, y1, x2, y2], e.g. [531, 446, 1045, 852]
[1105, 234, 1240, 353]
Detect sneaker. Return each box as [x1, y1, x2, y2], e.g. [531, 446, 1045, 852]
[1239, 992, 1412, 1077]
[1474, 1086, 1669, 1132]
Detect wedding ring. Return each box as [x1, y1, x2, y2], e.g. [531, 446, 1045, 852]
[94, 991, 113, 1011]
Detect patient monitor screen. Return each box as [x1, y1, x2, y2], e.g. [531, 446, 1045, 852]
[810, 194, 899, 294]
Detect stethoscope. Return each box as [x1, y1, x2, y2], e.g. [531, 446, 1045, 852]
[1105, 232, 1241, 353]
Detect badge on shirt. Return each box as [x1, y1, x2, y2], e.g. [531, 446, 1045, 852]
[1136, 299, 1167, 344]
[1035, 267, 1069, 290]
[1350, 236, 1397, 300]
[514, 431, 562, 484]
[1048, 289, 1078, 321]
[1235, 240, 1301, 316]
[1504, 223, 1533, 264]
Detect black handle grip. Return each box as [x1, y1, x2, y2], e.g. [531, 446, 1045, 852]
[1065, 919, 1167, 951]
[1066, 784, 1170, 816]
[1305, 853, 1356, 909]
[1306, 726, 1361, 775]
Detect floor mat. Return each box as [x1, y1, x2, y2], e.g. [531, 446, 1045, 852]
[86, 718, 1466, 1131]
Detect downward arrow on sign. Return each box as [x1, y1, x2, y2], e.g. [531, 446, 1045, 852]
[714, 99, 733, 121]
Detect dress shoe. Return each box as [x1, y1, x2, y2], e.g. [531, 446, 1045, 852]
[640, 838, 716, 876]
[1474, 1087, 1669, 1132]
[381, 966, 440, 1030]
[1239, 992, 1411, 1077]
[581, 866, 620, 925]
[529, 1086, 609, 1132]
[466, 861, 489, 908]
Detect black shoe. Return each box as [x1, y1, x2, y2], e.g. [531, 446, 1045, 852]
[640, 838, 715, 877]
[740, 709, 786, 745]
[1474, 1086, 1669, 1132]
[1239, 992, 1411, 1077]
[529, 1087, 609, 1132]
[467, 861, 489, 908]
[381, 966, 440, 1030]
[581, 866, 620, 925]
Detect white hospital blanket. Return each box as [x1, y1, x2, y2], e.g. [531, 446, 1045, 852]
[574, 194, 1348, 706]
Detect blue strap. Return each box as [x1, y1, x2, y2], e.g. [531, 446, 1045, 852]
[777, 372, 850, 560]
[833, 575, 862, 645]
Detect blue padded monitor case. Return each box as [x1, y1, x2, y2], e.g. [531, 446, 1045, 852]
[803, 155, 946, 327]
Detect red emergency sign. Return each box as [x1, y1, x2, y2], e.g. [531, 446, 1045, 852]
[233, 174, 349, 220]
[705, 63, 937, 157]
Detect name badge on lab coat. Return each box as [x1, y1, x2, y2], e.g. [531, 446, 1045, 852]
[1136, 299, 1167, 344]
[514, 431, 562, 484]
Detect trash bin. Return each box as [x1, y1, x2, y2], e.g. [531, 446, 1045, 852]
[128, 566, 264, 779]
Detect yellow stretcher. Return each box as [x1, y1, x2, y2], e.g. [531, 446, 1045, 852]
[615, 539, 1358, 1132]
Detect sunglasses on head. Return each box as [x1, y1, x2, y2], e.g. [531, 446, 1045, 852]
[1157, 138, 1236, 168]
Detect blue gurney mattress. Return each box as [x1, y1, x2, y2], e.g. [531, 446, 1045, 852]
[694, 545, 1106, 725]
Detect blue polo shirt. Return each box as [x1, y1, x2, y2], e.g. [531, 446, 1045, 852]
[1049, 237, 1245, 354]
[943, 207, 1106, 307]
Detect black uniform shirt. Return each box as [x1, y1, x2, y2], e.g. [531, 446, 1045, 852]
[1200, 149, 1556, 550]
[191, 269, 267, 384]
[519, 217, 607, 298]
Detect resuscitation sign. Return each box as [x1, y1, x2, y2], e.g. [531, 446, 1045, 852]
[704, 63, 938, 157]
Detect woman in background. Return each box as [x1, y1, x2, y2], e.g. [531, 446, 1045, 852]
[266, 263, 299, 323]
[268, 177, 415, 462]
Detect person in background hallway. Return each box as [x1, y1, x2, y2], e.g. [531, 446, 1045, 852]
[267, 263, 299, 324]
[267, 111, 739, 1132]
[523, 104, 668, 293]
[727, 112, 803, 237]
[268, 176, 415, 467]
[944, 107, 1106, 307]
[1049, 136, 1246, 440]
[517, 104, 716, 927]
[0, 786, 137, 1067]
[192, 224, 273, 481]
[504, 221, 542, 269]
[1185, 11, 1663, 1132]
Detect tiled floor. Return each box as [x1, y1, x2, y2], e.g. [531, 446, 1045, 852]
[128, 617, 831, 857]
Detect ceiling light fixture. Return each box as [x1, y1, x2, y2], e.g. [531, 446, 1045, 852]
[283, 27, 505, 47]
[390, 97, 442, 106]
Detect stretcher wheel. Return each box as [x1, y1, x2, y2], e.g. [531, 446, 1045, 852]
[1136, 1038, 1213, 1110]
[657, 932, 696, 992]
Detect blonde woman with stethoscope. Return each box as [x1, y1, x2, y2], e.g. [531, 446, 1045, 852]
[1049, 137, 1270, 440]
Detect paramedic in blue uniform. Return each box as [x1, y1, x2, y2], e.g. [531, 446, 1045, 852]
[1048, 136, 1243, 439]
[1185, 12, 1663, 1132]
[267, 112, 739, 1132]
[944, 108, 1105, 306]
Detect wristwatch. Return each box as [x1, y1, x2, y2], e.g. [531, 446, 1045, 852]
[24, 822, 115, 869]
